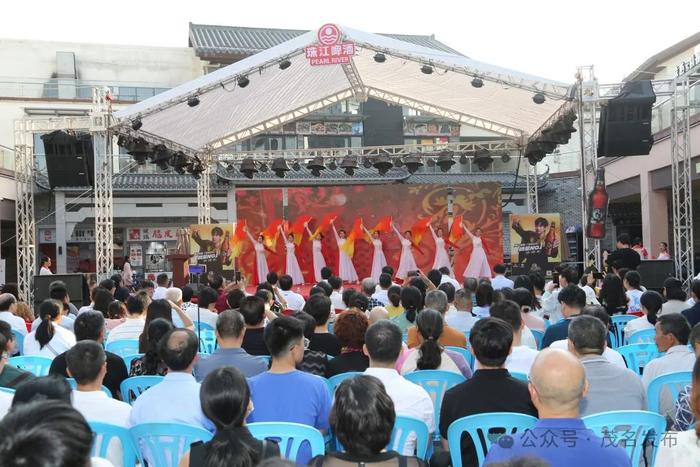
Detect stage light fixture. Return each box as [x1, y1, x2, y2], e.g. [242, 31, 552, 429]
[340, 156, 358, 176]
[421, 65, 433, 75]
[170, 151, 189, 174]
[374, 53, 386, 63]
[459, 154, 468, 164]
[328, 160, 338, 171]
[131, 118, 143, 131]
[151, 145, 172, 171]
[403, 155, 424, 174]
[307, 156, 325, 177]
[126, 137, 151, 165]
[292, 161, 301, 171]
[473, 149, 494, 172]
[240, 158, 258, 179]
[226, 163, 235, 173]
[471, 77, 484, 88]
[436, 151, 455, 173]
[187, 96, 200, 107]
[238, 76, 250, 88]
[500, 153, 511, 163]
[426, 158, 436, 168]
[271, 157, 290, 178]
[279, 59, 292, 70]
[373, 154, 393, 175]
[532, 92, 546, 104]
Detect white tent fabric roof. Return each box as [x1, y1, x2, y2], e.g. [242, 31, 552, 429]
[114, 25, 573, 152]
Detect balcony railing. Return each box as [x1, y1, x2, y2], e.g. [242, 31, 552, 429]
[651, 79, 700, 134]
[0, 77, 170, 102]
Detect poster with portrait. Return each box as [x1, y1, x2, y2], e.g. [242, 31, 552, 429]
[509, 213, 561, 276]
[188, 223, 235, 278]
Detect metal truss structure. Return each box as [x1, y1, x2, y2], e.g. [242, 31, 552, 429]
[525, 163, 539, 213]
[13, 119, 36, 304]
[197, 152, 212, 225]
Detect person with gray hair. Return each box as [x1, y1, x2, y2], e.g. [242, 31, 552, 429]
[368, 306, 389, 325]
[445, 288, 478, 333]
[361, 278, 384, 309]
[484, 349, 630, 466]
[407, 290, 466, 348]
[194, 310, 267, 381]
[0, 293, 26, 336]
[567, 315, 645, 416]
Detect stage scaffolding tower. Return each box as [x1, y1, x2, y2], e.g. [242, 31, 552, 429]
[91, 88, 114, 281]
[197, 152, 212, 225]
[525, 163, 538, 213]
[13, 119, 36, 304]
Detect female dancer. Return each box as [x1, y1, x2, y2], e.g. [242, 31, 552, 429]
[461, 221, 492, 279]
[429, 224, 452, 275]
[362, 225, 387, 282]
[331, 220, 359, 283]
[244, 226, 269, 285]
[278, 225, 304, 285]
[392, 222, 418, 281]
[305, 222, 327, 283]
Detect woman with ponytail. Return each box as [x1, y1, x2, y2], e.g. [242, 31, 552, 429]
[399, 309, 463, 376]
[390, 286, 423, 333]
[23, 299, 76, 358]
[180, 367, 280, 467]
[623, 290, 662, 339]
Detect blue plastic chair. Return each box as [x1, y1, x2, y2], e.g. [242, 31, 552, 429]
[326, 372, 363, 396]
[389, 416, 430, 459]
[89, 421, 138, 467]
[627, 328, 656, 345]
[446, 412, 538, 467]
[610, 315, 636, 346]
[608, 330, 618, 349]
[248, 422, 325, 461]
[130, 422, 213, 467]
[405, 370, 466, 441]
[10, 330, 24, 356]
[583, 410, 666, 467]
[529, 329, 544, 350]
[257, 355, 271, 367]
[105, 339, 140, 358]
[445, 346, 474, 371]
[119, 376, 164, 405]
[66, 378, 113, 397]
[9, 355, 52, 376]
[192, 320, 215, 332]
[0, 387, 15, 394]
[510, 371, 529, 382]
[121, 353, 144, 372]
[198, 329, 217, 354]
[647, 371, 692, 415]
[616, 343, 662, 376]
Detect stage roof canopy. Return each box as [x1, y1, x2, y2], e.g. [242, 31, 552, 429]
[114, 25, 574, 153]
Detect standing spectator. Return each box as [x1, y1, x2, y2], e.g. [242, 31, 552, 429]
[277, 274, 305, 311]
[491, 264, 514, 290]
[605, 233, 641, 271]
[328, 276, 345, 311]
[194, 310, 267, 381]
[39, 255, 53, 275]
[23, 299, 76, 358]
[326, 310, 370, 377]
[385, 285, 405, 319]
[660, 277, 688, 316]
[240, 295, 270, 356]
[131, 318, 173, 376]
[106, 293, 148, 344]
[657, 241, 671, 260]
[408, 290, 466, 348]
[0, 293, 27, 336]
[472, 281, 493, 318]
[484, 349, 631, 466]
[624, 290, 661, 337]
[598, 274, 628, 316]
[445, 288, 478, 333]
[152, 273, 170, 300]
[631, 237, 649, 260]
[492, 300, 539, 375]
[623, 271, 644, 313]
[682, 279, 700, 327]
[0, 322, 34, 388]
[541, 285, 586, 348]
[121, 255, 134, 288]
[305, 294, 341, 357]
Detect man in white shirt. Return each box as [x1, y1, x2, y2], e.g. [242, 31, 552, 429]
[491, 264, 514, 290]
[445, 289, 478, 333]
[106, 294, 148, 344]
[31, 282, 75, 333]
[541, 267, 578, 324]
[328, 276, 345, 311]
[0, 294, 27, 336]
[438, 267, 461, 289]
[151, 273, 170, 300]
[491, 300, 539, 375]
[363, 320, 434, 455]
[187, 287, 219, 328]
[371, 273, 392, 306]
[278, 275, 305, 312]
[39, 255, 53, 275]
[67, 341, 131, 467]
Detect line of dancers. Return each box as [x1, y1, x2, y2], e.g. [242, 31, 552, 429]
[243, 218, 492, 285]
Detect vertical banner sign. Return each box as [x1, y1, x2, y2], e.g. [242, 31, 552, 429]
[305, 24, 355, 66]
[510, 213, 561, 276]
[189, 224, 235, 278]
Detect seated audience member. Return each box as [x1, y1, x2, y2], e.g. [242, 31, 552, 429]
[472, 282, 493, 318]
[513, 287, 545, 332]
[106, 293, 148, 344]
[349, 294, 370, 313]
[408, 290, 466, 348]
[181, 367, 280, 467]
[294, 312, 329, 376]
[491, 264, 514, 290]
[139, 298, 193, 352]
[326, 310, 370, 377]
[437, 318, 537, 467]
[129, 329, 212, 431]
[14, 302, 33, 331]
[372, 273, 393, 306]
[661, 277, 688, 316]
[624, 290, 662, 337]
[67, 341, 132, 467]
[28, 282, 76, 333]
[484, 349, 631, 466]
[361, 278, 384, 310]
[320, 267, 333, 283]
[188, 286, 219, 328]
[131, 318, 173, 376]
[385, 285, 405, 319]
[165, 287, 186, 327]
[226, 288, 245, 311]
[305, 294, 341, 356]
[85, 287, 114, 327]
[659, 356, 700, 464]
[152, 273, 170, 299]
[623, 270, 644, 313]
[342, 288, 359, 310]
[439, 266, 460, 289]
[138, 280, 155, 298]
[278, 275, 306, 311]
[23, 299, 76, 358]
[106, 300, 127, 330]
[391, 286, 422, 333]
[579, 269, 601, 306]
[12, 374, 71, 406]
[673, 323, 700, 431]
[49, 311, 128, 398]
[247, 317, 331, 464]
[309, 286, 326, 298]
[0, 322, 34, 388]
[369, 306, 389, 324]
[567, 315, 645, 416]
[682, 279, 700, 327]
[315, 281, 333, 298]
[541, 285, 586, 348]
[240, 295, 270, 356]
[312, 375, 428, 467]
[426, 270, 443, 288]
[194, 310, 267, 381]
[438, 283, 456, 312]
[598, 274, 629, 316]
[541, 267, 579, 324]
[0, 294, 30, 337]
[111, 273, 130, 303]
[491, 300, 539, 375]
[328, 276, 345, 311]
[445, 288, 478, 333]
[363, 320, 434, 454]
[181, 285, 198, 315]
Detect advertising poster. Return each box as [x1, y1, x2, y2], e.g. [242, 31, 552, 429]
[509, 213, 561, 276]
[189, 223, 235, 278]
[129, 245, 143, 267]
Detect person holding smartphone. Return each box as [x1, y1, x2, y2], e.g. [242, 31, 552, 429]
[579, 268, 602, 306]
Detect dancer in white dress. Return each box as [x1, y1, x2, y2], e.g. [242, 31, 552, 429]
[331, 221, 359, 283]
[461, 223, 492, 279]
[305, 223, 327, 283]
[244, 227, 270, 285]
[362, 225, 388, 282]
[392, 223, 418, 281]
[278, 225, 305, 285]
[430, 224, 452, 275]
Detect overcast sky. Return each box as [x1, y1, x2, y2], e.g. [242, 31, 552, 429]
[2, 0, 699, 83]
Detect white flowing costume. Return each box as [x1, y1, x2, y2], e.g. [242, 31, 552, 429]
[245, 230, 269, 285]
[363, 226, 388, 282]
[333, 225, 359, 283]
[393, 225, 418, 280]
[284, 240, 305, 285]
[462, 225, 491, 279]
[430, 225, 452, 274]
[306, 226, 327, 283]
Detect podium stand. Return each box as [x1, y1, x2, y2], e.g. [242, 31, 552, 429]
[167, 254, 192, 288]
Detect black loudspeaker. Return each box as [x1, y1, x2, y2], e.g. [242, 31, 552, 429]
[41, 130, 94, 188]
[33, 273, 85, 307]
[637, 260, 675, 291]
[362, 98, 404, 146]
[598, 80, 656, 157]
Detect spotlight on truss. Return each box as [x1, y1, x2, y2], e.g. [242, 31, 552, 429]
[471, 77, 484, 88]
[374, 53, 386, 63]
[436, 151, 455, 173]
[403, 155, 424, 174]
[532, 92, 546, 104]
[340, 156, 358, 176]
[373, 154, 393, 175]
[238, 76, 250, 88]
[279, 59, 291, 70]
[131, 118, 142, 131]
[271, 157, 290, 178]
[307, 156, 325, 177]
[240, 158, 257, 179]
[421, 65, 433, 75]
[187, 96, 200, 107]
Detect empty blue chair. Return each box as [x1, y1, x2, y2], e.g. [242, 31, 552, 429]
[405, 370, 466, 441]
[9, 355, 52, 376]
[389, 416, 430, 459]
[529, 329, 544, 350]
[647, 371, 692, 415]
[89, 421, 138, 467]
[198, 329, 217, 354]
[10, 330, 24, 356]
[192, 321, 215, 332]
[0, 387, 15, 394]
[119, 376, 164, 405]
[446, 412, 538, 467]
[616, 343, 662, 376]
[583, 410, 665, 467]
[510, 371, 529, 382]
[610, 315, 636, 346]
[326, 372, 362, 396]
[627, 328, 656, 345]
[121, 353, 144, 372]
[248, 422, 325, 461]
[105, 339, 140, 358]
[66, 378, 113, 397]
[445, 346, 474, 371]
[130, 422, 212, 466]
